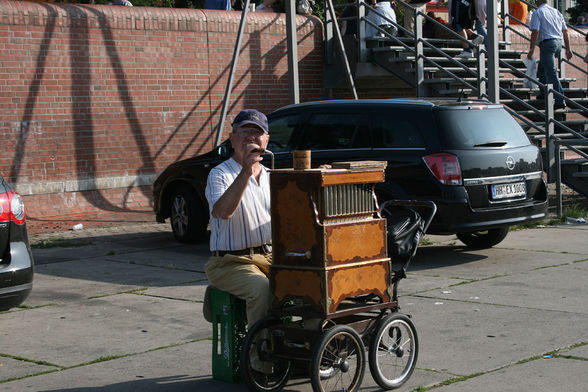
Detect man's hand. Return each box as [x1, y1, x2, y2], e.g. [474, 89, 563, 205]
[526, 50, 534, 60]
[241, 143, 265, 176]
[565, 48, 573, 61]
[527, 30, 538, 60]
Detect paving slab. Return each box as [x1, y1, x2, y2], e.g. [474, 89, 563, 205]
[24, 259, 205, 307]
[31, 228, 183, 266]
[1, 341, 215, 392]
[559, 344, 588, 358]
[0, 339, 447, 392]
[411, 245, 582, 280]
[0, 356, 58, 381]
[419, 261, 588, 314]
[496, 225, 588, 254]
[3, 223, 586, 392]
[433, 356, 588, 391]
[399, 296, 588, 376]
[142, 280, 210, 302]
[104, 244, 210, 272]
[1, 294, 207, 369]
[398, 274, 467, 296]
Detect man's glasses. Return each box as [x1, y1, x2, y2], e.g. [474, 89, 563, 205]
[236, 127, 266, 137]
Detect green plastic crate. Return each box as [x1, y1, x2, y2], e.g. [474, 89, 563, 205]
[211, 288, 247, 383]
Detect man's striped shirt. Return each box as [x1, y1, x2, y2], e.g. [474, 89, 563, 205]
[205, 158, 272, 251]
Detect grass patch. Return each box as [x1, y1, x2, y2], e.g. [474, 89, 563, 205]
[420, 237, 434, 246]
[415, 372, 486, 391]
[549, 204, 588, 224]
[563, 204, 588, 219]
[31, 238, 93, 249]
[510, 219, 546, 231]
[105, 250, 116, 256]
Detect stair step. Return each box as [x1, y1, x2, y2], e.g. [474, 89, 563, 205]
[562, 158, 588, 165]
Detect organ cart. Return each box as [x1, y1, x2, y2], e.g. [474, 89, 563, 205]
[240, 161, 436, 392]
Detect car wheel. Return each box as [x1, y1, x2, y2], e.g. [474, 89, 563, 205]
[169, 186, 207, 243]
[456, 227, 509, 248]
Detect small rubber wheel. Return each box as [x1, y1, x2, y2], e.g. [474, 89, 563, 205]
[310, 325, 366, 392]
[240, 317, 292, 392]
[456, 227, 509, 248]
[368, 313, 419, 390]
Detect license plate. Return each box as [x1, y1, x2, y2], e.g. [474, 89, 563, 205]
[491, 182, 526, 199]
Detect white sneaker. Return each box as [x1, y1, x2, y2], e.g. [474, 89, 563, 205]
[471, 35, 484, 46]
[455, 50, 473, 58]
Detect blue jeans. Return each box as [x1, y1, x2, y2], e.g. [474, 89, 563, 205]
[475, 19, 487, 46]
[537, 38, 564, 105]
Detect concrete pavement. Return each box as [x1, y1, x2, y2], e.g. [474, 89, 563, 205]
[1, 222, 587, 391]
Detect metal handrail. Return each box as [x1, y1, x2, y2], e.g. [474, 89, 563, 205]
[360, 2, 483, 95]
[334, 0, 588, 201]
[555, 139, 588, 216]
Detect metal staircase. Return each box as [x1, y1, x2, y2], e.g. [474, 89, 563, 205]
[324, 0, 588, 214]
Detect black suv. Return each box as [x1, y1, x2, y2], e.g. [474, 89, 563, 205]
[153, 99, 548, 248]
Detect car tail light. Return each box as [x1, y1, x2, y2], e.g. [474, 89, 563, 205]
[423, 153, 462, 185]
[0, 190, 26, 225]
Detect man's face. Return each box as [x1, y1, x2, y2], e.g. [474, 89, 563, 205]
[230, 125, 269, 157]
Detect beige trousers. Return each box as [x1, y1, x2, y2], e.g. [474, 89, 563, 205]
[205, 253, 273, 328]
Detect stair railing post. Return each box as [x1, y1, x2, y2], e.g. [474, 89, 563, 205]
[555, 140, 562, 217]
[501, 0, 510, 44]
[359, 1, 367, 63]
[415, 9, 424, 97]
[326, 0, 358, 99]
[487, 0, 499, 103]
[545, 84, 556, 183]
[477, 49, 486, 99]
[286, 0, 300, 104]
[215, 0, 251, 147]
[324, 0, 335, 66]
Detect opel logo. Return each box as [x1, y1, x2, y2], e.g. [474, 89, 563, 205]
[505, 156, 515, 171]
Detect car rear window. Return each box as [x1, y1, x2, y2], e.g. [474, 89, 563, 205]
[299, 113, 370, 150]
[372, 116, 425, 148]
[435, 107, 531, 149]
[268, 113, 300, 152]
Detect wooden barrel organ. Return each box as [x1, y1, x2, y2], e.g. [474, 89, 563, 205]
[269, 162, 393, 319]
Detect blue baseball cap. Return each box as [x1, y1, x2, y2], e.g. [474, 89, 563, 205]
[232, 109, 269, 134]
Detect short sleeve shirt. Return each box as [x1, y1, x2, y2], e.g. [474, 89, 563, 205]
[529, 3, 566, 43]
[205, 158, 272, 251]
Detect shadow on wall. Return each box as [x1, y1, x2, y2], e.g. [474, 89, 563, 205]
[5, 3, 314, 217]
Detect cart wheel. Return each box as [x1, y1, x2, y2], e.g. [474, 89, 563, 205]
[240, 316, 292, 392]
[310, 325, 366, 392]
[368, 314, 419, 390]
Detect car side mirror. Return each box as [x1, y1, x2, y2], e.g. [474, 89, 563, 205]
[216, 142, 233, 159]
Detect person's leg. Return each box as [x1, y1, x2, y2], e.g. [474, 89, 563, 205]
[205, 255, 272, 327]
[403, 3, 415, 33]
[539, 39, 564, 105]
[475, 19, 487, 45]
[454, 26, 473, 57]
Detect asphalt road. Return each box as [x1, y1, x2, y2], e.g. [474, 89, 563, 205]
[1, 222, 587, 391]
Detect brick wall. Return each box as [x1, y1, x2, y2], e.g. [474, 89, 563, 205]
[0, 0, 325, 221]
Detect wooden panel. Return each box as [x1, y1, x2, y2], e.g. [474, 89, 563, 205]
[271, 269, 324, 312]
[328, 262, 391, 313]
[321, 170, 385, 186]
[274, 180, 317, 252]
[325, 219, 387, 265]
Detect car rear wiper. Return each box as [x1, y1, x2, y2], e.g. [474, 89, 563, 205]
[474, 140, 507, 147]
